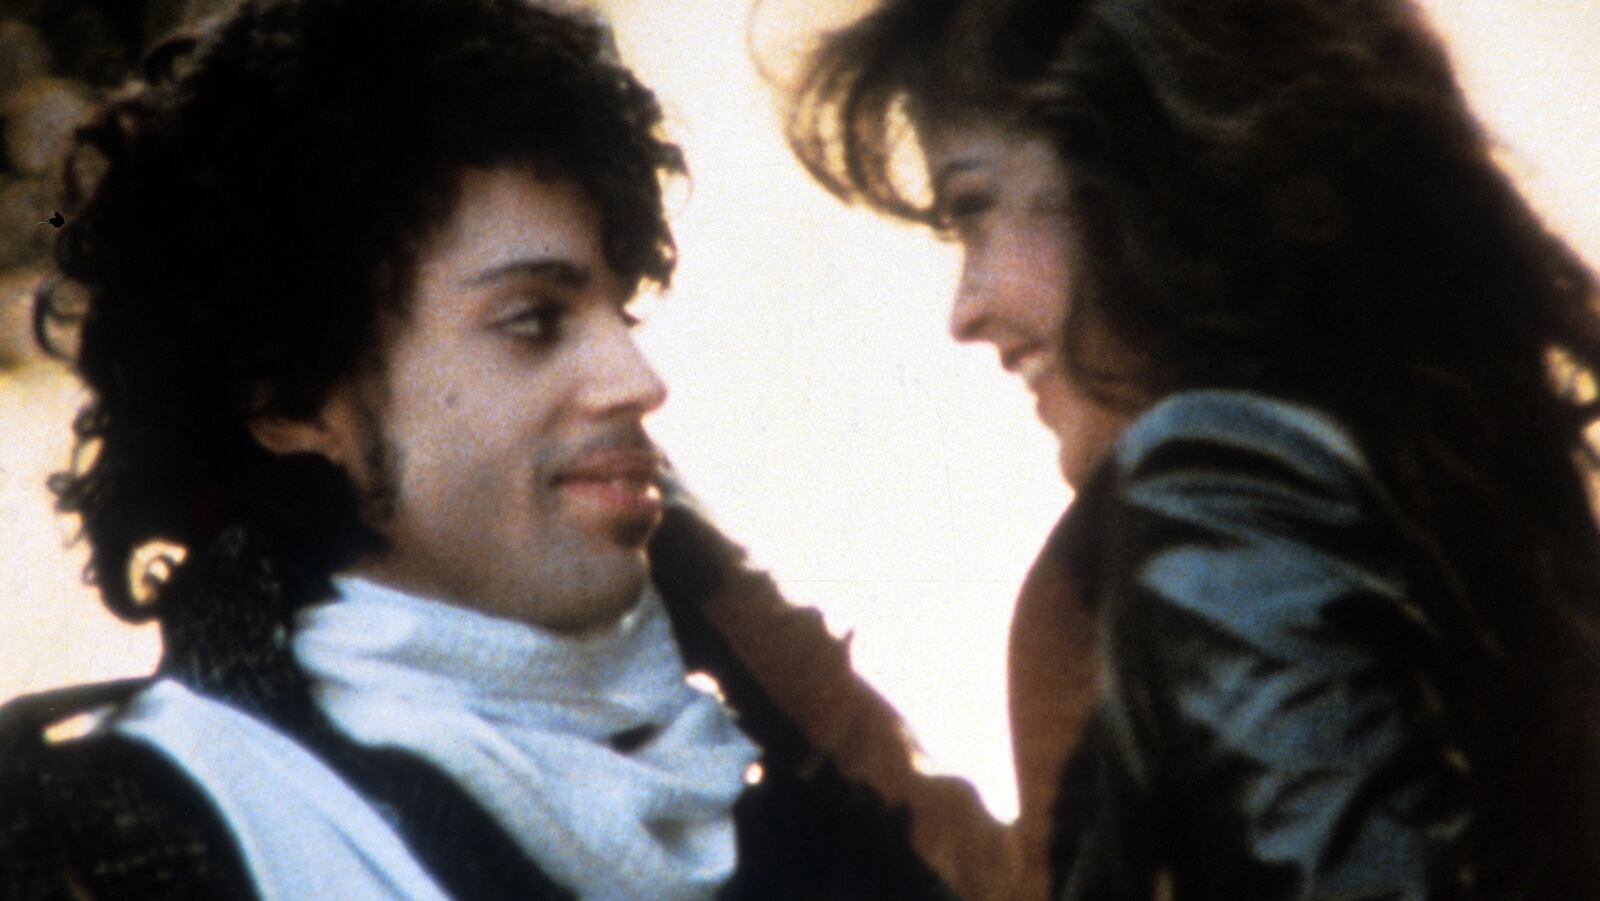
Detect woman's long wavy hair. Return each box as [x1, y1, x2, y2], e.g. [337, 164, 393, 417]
[37, 0, 683, 624]
[786, 0, 1600, 892]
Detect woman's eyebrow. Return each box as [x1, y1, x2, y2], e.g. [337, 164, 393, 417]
[931, 158, 985, 199]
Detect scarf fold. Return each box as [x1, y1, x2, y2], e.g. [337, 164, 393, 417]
[292, 577, 759, 901]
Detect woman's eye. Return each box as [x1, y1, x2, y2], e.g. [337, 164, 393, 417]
[937, 192, 995, 236]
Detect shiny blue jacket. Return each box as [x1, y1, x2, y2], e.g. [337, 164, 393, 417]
[1054, 391, 1472, 899]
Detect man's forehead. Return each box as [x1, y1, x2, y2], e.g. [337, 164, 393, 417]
[384, 166, 632, 327]
[422, 168, 608, 279]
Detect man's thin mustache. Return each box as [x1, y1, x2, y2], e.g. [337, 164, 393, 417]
[546, 425, 663, 478]
[569, 425, 658, 458]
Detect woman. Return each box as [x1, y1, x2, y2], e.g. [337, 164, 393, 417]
[782, 0, 1600, 896]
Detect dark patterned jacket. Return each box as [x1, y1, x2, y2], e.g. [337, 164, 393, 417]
[0, 505, 955, 900]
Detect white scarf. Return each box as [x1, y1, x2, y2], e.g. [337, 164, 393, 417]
[115, 678, 454, 899]
[290, 577, 759, 901]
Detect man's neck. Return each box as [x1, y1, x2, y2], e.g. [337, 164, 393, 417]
[338, 562, 642, 637]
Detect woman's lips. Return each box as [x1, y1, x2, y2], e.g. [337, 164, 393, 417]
[1014, 351, 1056, 389]
[1002, 345, 1058, 390]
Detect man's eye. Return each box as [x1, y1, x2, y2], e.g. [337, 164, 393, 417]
[498, 304, 562, 343]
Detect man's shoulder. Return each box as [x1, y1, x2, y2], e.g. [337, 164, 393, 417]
[0, 679, 255, 899]
[0, 680, 157, 820]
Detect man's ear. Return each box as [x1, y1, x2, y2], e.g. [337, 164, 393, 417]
[247, 384, 363, 469]
[249, 412, 338, 458]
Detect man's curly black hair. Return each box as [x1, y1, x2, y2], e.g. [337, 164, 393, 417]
[35, 0, 685, 623]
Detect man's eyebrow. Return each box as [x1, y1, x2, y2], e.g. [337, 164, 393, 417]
[463, 258, 593, 289]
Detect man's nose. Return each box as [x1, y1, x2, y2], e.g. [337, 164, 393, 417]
[580, 327, 669, 415]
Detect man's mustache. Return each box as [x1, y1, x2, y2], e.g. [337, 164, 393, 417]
[546, 424, 664, 481]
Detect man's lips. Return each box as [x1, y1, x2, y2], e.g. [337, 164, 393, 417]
[553, 448, 664, 524]
[554, 448, 664, 487]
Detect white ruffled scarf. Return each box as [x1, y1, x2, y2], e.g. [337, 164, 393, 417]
[291, 577, 760, 901]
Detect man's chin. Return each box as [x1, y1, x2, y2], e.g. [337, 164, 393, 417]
[603, 507, 663, 550]
[509, 549, 653, 634]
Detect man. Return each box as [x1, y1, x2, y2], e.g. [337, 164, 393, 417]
[0, 1, 961, 896]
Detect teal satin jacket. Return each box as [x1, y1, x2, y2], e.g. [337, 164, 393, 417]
[1053, 391, 1473, 899]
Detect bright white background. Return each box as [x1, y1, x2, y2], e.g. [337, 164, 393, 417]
[1, 0, 1596, 822]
